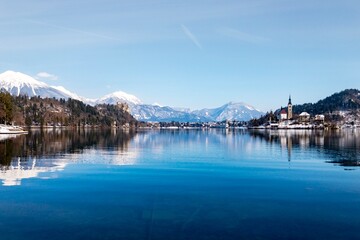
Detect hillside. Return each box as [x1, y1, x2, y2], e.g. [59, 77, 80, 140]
[293, 89, 360, 114]
[0, 92, 137, 127]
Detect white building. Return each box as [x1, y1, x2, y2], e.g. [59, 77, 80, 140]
[280, 109, 288, 120]
[299, 112, 310, 122]
[315, 114, 325, 121]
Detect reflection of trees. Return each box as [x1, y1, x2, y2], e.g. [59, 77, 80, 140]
[248, 129, 360, 167]
[0, 140, 14, 166]
[0, 129, 136, 167]
[3, 129, 359, 168]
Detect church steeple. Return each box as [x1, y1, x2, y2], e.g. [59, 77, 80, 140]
[287, 95, 293, 120]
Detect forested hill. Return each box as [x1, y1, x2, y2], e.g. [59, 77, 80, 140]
[293, 89, 360, 115]
[0, 92, 138, 127]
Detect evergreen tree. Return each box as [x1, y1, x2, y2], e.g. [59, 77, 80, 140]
[0, 92, 14, 124]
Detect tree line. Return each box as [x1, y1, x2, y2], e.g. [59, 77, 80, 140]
[293, 89, 360, 115]
[0, 92, 138, 127]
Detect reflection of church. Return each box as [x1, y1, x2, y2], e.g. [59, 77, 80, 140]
[279, 132, 293, 162]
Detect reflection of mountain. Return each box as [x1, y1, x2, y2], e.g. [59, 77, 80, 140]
[0, 157, 66, 186]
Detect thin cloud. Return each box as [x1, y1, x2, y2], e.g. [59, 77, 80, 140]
[219, 27, 269, 43]
[36, 72, 58, 81]
[181, 24, 202, 49]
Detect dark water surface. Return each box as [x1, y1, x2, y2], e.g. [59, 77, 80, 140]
[0, 129, 360, 240]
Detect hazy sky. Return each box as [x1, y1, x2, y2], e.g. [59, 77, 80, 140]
[1, 0, 360, 111]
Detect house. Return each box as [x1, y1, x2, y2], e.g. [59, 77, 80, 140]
[315, 114, 325, 121]
[299, 112, 310, 122]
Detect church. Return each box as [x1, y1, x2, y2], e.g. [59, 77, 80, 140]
[279, 96, 293, 121]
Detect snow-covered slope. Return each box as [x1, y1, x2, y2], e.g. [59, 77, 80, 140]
[94, 92, 263, 122]
[192, 102, 263, 122]
[130, 104, 208, 122]
[128, 102, 263, 122]
[51, 86, 84, 101]
[128, 103, 263, 122]
[0, 71, 82, 101]
[96, 91, 142, 105]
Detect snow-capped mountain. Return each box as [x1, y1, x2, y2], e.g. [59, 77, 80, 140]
[92, 90, 263, 122]
[0, 70, 264, 122]
[129, 102, 262, 122]
[192, 102, 263, 122]
[96, 91, 142, 105]
[0, 71, 82, 101]
[130, 104, 208, 122]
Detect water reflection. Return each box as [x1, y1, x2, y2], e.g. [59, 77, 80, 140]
[1, 129, 360, 186]
[249, 129, 360, 167]
[0, 129, 136, 186]
[0, 157, 66, 186]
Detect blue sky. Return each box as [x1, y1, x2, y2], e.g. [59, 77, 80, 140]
[1, 0, 360, 111]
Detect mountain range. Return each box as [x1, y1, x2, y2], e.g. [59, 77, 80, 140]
[0, 70, 263, 122]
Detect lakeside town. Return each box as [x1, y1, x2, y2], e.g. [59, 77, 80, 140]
[144, 95, 360, 130]
[249, 96, 327, 130]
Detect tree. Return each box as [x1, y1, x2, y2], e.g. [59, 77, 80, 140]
[25, 115, 32, 127]
[0, 92, 14, 124]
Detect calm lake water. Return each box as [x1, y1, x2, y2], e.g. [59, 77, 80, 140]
[0, 129, 360, 240]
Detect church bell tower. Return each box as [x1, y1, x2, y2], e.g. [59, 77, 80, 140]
[287, 95, 293, 120]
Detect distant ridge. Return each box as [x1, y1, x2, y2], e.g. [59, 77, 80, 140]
[0, 70, 264, 122]
[192, 102, 262, 122]
[96, 91, 142, 105]
[293, 89, 360, 114]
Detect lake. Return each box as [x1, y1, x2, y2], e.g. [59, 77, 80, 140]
[0, 129, 360, 240]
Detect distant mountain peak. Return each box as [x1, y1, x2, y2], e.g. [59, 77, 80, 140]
[0, 70, 81, 101]
[190, 102, 263, 122]
[97, 91, 143, 105]
[224, 101, 257, 110]
[0, 70, 47, 89]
